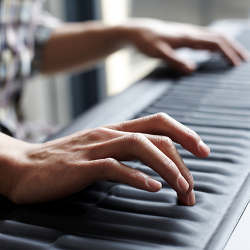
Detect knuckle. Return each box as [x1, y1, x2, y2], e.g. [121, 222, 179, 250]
[154, 112, 169, 123]
[164, 137, 174, 148]
[104, 157, 118, 168]
[157, 136, 175, 150]
[85, 127, 110, 141]
[99, 158, 119, 178]
[94, 127, 108, 134]
[126, 133, 147, 145]
[85, 128, 101, 141]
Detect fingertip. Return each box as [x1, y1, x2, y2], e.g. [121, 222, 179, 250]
[181, 62, 197, 74]
[197, 140, 210, 158]
[187, 62, 197, 71]
[147, 178, 162, 192]
[178, 190, 196, 206]
[165, 53, 196, 74]
[187, 190, 196, 206]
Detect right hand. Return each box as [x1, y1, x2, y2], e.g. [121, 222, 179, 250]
[8, 113, 210, 205]
[124, 19, 249, 73]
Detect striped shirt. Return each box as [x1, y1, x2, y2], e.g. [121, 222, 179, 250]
[0, 0, 60, 140]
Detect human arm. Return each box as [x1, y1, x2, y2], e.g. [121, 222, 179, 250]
[0, 113, 210, 206]
[41, 19, 249, 74]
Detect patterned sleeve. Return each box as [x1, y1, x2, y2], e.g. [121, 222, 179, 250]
[32, 7, 62, 74]
[0, 0, 63, 107]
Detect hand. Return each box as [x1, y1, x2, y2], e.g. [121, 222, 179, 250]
[123, 19, 249, 73]
[7, 113, 210, 205]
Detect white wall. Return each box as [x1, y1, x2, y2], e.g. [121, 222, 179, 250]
[130, 0, 250, 25]
[101, 0, 250, 97]
[22, 0, 72, 127]
[21, 0, 250, 126]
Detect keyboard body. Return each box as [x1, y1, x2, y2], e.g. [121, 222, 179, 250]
[1, 20, 250, 250]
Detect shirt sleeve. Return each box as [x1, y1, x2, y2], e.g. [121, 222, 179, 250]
[31, 10, 62, 74]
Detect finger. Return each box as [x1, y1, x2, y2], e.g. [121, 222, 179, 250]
[222, 37, 250, 61]
[89, 158, 162, 192]
[153, 39, 196, 74]
[99, 157, 195, 206]
[87, 134, 191, 197]
[190, 37, 242, 66]
[147, 135, 194, 193]
[97, 128, 194, 193]
[217, 42, 242, 66]
[83, 127, 123, 144]
[86, 130, 195, 205]
[178, 190, 196, 206]
[106, 113, 210, 158]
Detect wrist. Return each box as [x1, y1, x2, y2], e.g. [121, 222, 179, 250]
[114, 23, 141, 45]
[102, 23, 137, 49]
[0, 134, 35, 199]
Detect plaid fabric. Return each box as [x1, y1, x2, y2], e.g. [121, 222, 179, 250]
[0, 0, 61, 140]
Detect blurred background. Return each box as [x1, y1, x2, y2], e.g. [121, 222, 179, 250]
[23, 0, 250, 131]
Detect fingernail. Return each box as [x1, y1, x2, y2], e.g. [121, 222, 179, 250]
[188, 190, 196, 206]
[177, 175, 189, 193]
[198, 140, 210, 156]
[147, 178, 162, 191]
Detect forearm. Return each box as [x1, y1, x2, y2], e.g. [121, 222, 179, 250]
[41, 21, 133, 74]
[0, 133, 30, 199]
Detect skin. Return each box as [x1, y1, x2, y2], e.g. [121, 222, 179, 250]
[0, 113, 210, 205]
[0, 19, 249, 205]
[41, 19, 249, 74]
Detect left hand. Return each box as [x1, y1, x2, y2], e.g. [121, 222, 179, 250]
[123, 19, 249, 73]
